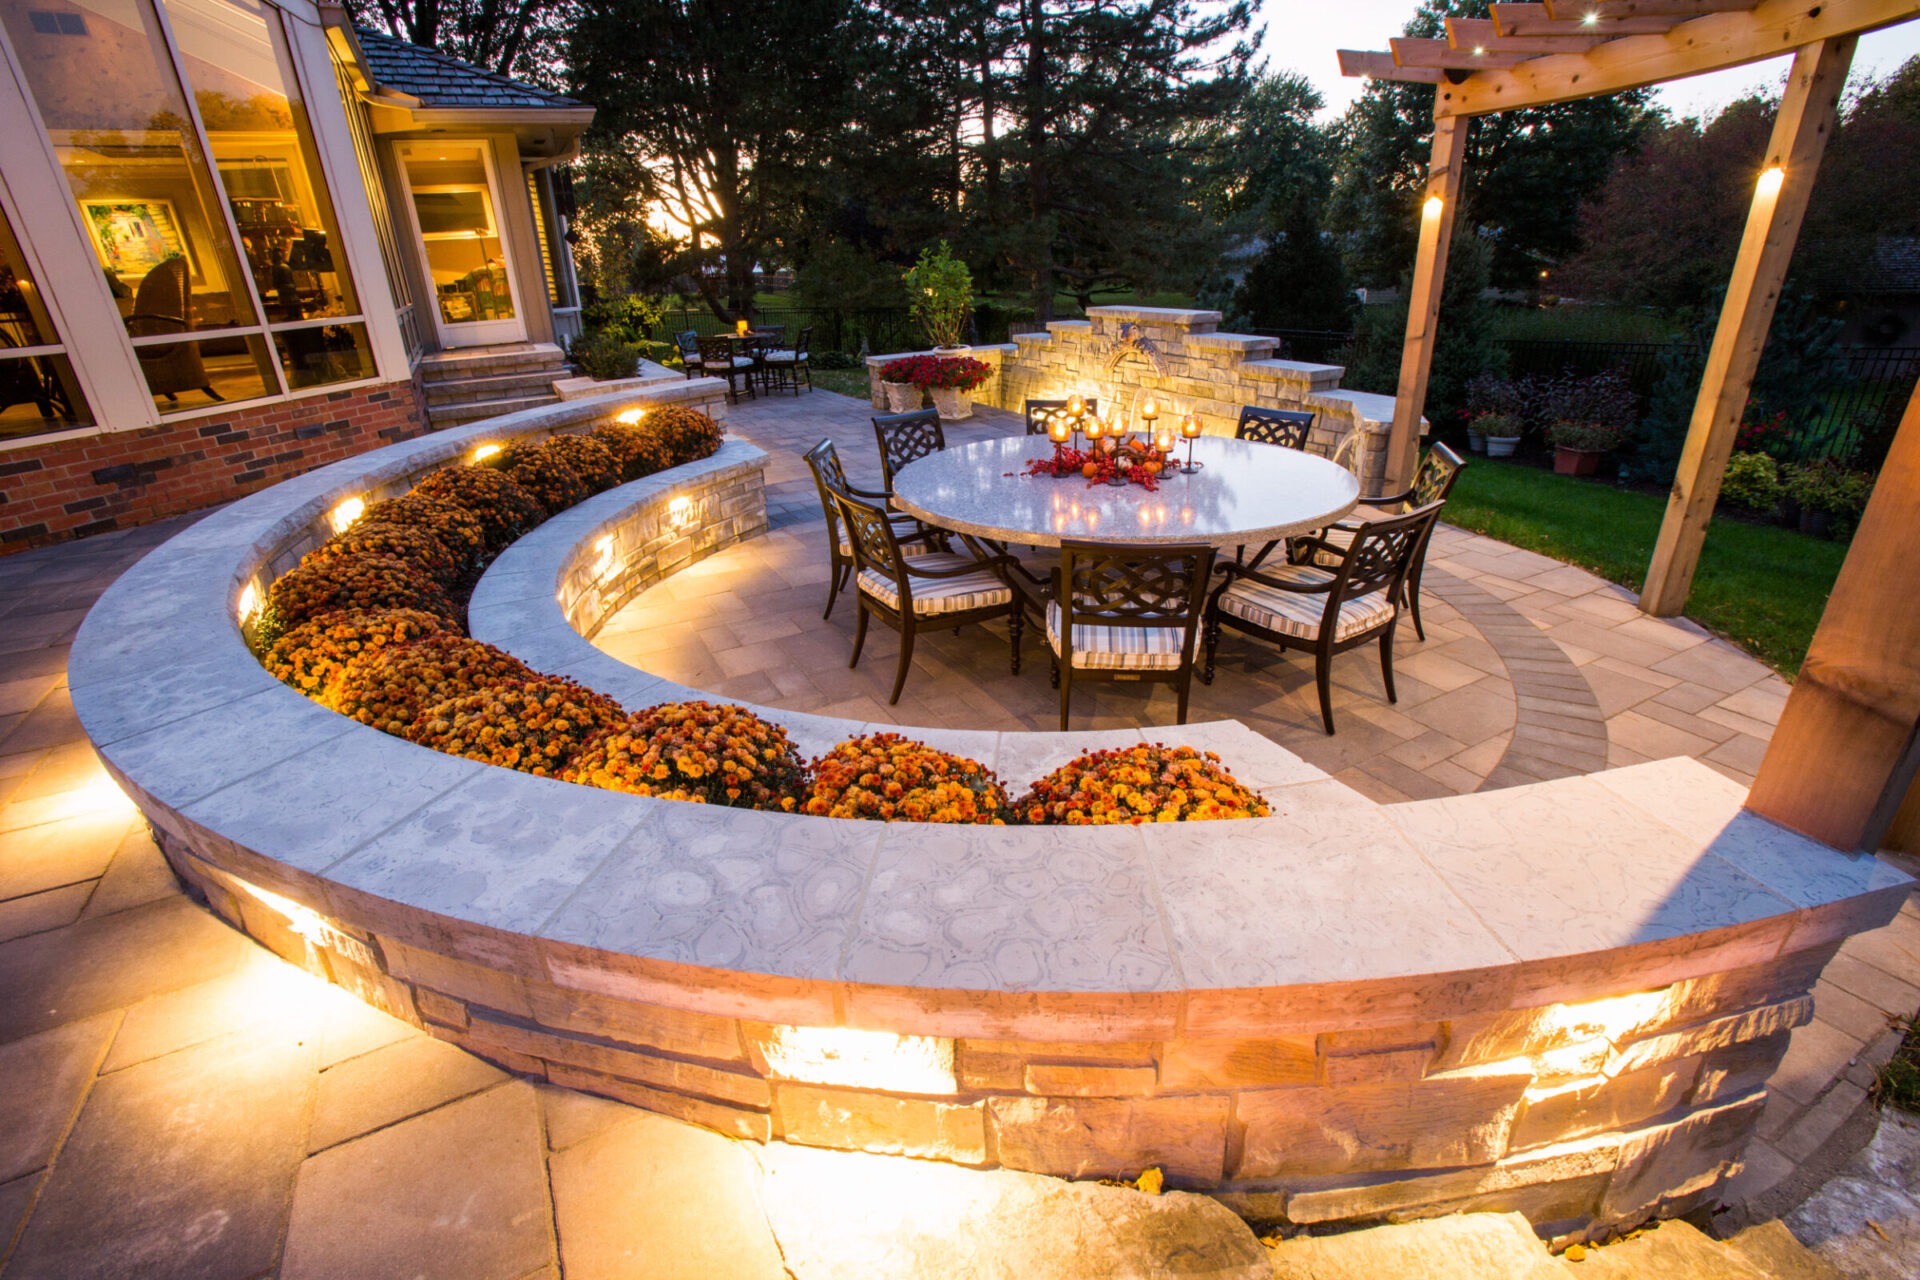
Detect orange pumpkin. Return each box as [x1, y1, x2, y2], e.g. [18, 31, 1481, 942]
[1081, 462, 1100, 479]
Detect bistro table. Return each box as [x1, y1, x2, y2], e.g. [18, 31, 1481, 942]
[889, 434, 1361, 549]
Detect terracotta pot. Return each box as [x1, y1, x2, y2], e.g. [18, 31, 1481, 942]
[882, 381, 923, 413]
[1553, 445, 1608, 477]
[929, 387, 972, 420]
[1485, 435, 1521, 459]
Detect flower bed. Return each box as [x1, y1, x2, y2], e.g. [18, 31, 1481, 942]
[245, 406, 1270, 821]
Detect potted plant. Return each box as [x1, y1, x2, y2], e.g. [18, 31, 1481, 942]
[922, 356, 992, 420]
[1548, 421, 1627, 476]
[905, 241, 972, 351]
[1478, 412, 1523, 458]
[878, 356, 930, 412]
[1784, 457, 1873, 540]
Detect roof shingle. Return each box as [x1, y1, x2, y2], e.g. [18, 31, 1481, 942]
[354, 27, 584, 112]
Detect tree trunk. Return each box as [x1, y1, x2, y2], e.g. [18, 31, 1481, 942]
[1024, 0, 1052, 321]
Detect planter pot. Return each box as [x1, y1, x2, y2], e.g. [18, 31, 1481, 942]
[1485, 435, 1522, 459]
[1799, 507, 1833, 538]
[1553, 445, 1608, 477]
[882, 381, 924, 413]
[1775, 494, 1801, 526]
[1467, 428, 1486, 454]
[929, 387, 973, 421]
[933, 344, 972, 354]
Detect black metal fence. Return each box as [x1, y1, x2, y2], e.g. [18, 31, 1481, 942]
[657, 304, 1059, 353]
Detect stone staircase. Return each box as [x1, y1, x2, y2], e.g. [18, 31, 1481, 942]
[418, 343, 569, 430]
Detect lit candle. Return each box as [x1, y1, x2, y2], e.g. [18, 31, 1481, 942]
[1154, 427, 1174, 454]
[1083, 415, 1104, 443]
[1048, 415, 1071, 444]
[1180, 413, 1203, 439]
[736, 318, 750, 336]
[1066, 394, 1085, 419]
[1140, 396, 1159, 426]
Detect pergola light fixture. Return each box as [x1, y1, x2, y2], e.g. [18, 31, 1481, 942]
[1757, 164, 1785, 196]
[1423, 194, 1445, 218]
[1582, 10, 1599, 25]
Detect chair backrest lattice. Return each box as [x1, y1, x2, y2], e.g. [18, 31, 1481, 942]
[792, 327, 811, 357]
[1412, 442, 1467, 507]
[1318, 503, 1445, 631]
[1025, 397, 1098, 436]
[831, 486, 910, 597]
[872, 408, 945, 490]
[1060, 542, 1216, 632]
[696, 335, 737, 369]
[1236, 406, 1314, 450]
[803, 439, 852, 549]
[674, 330, 700, 360]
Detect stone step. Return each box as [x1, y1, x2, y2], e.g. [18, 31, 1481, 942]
[417, 343, 568, 383]
[424, 370, 565, 406]
[426, 394, 560, 429]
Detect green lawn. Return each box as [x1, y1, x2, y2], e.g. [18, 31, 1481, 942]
[1445, 460, 1845, 676]
[810, 366, 872, 398]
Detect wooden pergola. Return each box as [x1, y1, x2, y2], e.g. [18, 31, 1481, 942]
[1341, 0, 1920, 854]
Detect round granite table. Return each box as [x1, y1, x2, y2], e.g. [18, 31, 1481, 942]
[889, 435, 1361, 549]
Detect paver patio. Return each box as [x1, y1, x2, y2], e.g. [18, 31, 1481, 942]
[1, 388, 1916, 1276]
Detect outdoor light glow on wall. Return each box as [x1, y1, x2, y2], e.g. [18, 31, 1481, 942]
[236, 581, 261, 625]
[329, 496, 365, 534]
[1423, 194, 1445, 219]
[615, 408, 646, 425]
[592, 534, 617, 581]
[1756, 165, 1785, 198]
[472, 443, 503, 463]
[760, 1025, 958, 1095]
[667, 495, 694, 527]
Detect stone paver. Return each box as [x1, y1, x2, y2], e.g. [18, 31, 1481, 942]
[0, 400, 1912, 1277]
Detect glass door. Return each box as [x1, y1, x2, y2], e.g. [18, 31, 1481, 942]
[396, 141, 524, 348]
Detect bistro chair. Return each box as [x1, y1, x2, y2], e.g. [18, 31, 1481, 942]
[1024, 397, 1098, 436]
[831, 486, 1025, 705]
[696, 334, 755, 402]
[1205, 503, 1443, 735]
[762, 327, 811, 395]
[673, 330, 703, 378]
[1235, 406, 1314, 450]
[1303, 442, 1466, 641]
[1048, 541, 1216, 731]
[872, 408, 946, 492]
[804, 439, 938, 619]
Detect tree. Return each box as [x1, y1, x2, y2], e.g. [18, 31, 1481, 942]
[1230, 194, 1353, 333]
[347, 0, 575, 81]
[568, 0, 860, 320]
[1343, 220, 1504, 431]
[1327, 0, 1657, 290]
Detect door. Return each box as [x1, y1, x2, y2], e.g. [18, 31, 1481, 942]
[395, 141, 525, 348]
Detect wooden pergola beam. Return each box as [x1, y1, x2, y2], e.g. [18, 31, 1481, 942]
[1386, 102, 1468, 493]
[1445, 16, 1613, 53]
[1442, 0, 1917, 116]
[1337, 49, 1446, 85]
[1491, 3, 1687, 36]
[1393, 38, 1537, 70]
[1747, 374, 1920, 851]
[1542, 0, 1756, 17]
[1640, 36, 1855, 617]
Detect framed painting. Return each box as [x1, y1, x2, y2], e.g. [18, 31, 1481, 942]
[81, 199, 197, 286]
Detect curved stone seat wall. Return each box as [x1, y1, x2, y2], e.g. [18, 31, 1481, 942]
[73, 384, 1913, 1240]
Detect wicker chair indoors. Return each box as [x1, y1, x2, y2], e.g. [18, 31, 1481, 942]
[802, 439, 938, 619]
[1304, 442, 1466, 641]
[1206, 503, 1444, 734]
[1048, 541, 1216, 731]
[829, 485, 1026, 705]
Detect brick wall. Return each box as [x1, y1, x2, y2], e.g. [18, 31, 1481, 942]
[0, 377, 429, 553]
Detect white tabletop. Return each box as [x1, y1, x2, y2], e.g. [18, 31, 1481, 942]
[889, 435, 1361, 549]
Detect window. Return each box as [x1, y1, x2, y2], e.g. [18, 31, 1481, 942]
[330, 41, 419, 360]
[0, 194, 93, 438]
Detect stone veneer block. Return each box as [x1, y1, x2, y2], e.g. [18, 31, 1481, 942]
[778, 1085, 987, 1164]
[988, 1094, 1230, 1183]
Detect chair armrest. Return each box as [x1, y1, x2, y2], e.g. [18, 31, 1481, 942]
[1221, 560, 1336, 595]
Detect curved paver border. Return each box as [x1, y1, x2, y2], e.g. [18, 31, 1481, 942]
[69, 387, 1915, 1229]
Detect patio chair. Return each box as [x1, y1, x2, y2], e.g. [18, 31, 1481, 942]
[674, 330, 703, 378]
[1235, 406, 1314, 450]
[1024, 397, 1098, 436]
[1205, 503, 1443, 735]
[696, 334, 755, 402]
[1303, 442, 1466, 641]
[1048, 541, 1216, 731]
[804, 438, 939, 619]
[831, 486, 1025, 705]
[762, 327, 811, 395]
[872, 408, 946, 492]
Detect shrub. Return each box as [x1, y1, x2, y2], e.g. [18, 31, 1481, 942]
[267, 552, 455, 631]
[1013, 744, 1270, 825]
[879, 354, 991, 391]
[1785, 457, 1874, 539]
[333, 634, 533, 737]
[581, 293, 663, 344]
[492, 440, 593, 516]
[412, 465, 545, 553]
[313, 520, 463, 589]
[1547, 421, 1629, 451]
[804, 733, 1009, 823]
[1473, 412, 1523, 439]
[812, 350, 859, 371]
[569, 330, 641, 381]
[905, 240, 972, 349]
[645, 405, 724, 466]
[541, 433, 623, 494]
[263, 607, 450, 703]
[1720, 450, 1782, 511]
[360, 493, 489, 577]
[412, 676, 626, 776]
[563, 701, 807, 810]
[593, 420, 672, 482]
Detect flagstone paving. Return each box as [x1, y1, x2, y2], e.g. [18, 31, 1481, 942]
[0, 392, 1915, 1276]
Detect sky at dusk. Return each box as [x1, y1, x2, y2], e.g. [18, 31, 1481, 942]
[1257, 0, 1920, 121]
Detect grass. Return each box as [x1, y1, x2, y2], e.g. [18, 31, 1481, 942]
[1446, 460, 1846, 675]
[809, 366, 872, 399]
[1876, 1017, 1920, 1111]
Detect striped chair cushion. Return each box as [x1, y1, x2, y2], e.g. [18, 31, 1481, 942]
[858, 553, 1010, 616]
[839, 533, 934, 559]
[1218, 564, 1396, 642]
[763, 349, 802, 363]
[1046, 602, 1191, 671]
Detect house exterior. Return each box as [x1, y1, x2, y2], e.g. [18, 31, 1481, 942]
[0, 0, 592, 550]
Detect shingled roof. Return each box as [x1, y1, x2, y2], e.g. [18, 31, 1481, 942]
[354, 27, 585, 112]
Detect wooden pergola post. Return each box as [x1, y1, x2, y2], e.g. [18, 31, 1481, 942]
[1638, 36, 1856, 616]
[1748, 376, 1920, 850]
[1384, 100, 1467, 493]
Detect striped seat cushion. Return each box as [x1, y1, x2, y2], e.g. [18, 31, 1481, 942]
[1046, 602, 1191, 671]
[763, 349, 804, 363]
[858, 552, 1010, 615]
[1217, 564, 1395, 642]
[839, 533, 934, 559]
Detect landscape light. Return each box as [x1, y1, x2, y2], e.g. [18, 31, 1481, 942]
[667, 495, 695, 527]
[615, 407, 645, 425]
[472, 442, 503, 463]
[1756, 165, 1785, 198]
[1424, 194, 1445, 218]
[237, 581, 260, 624]
[329, 495, 365, 534]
